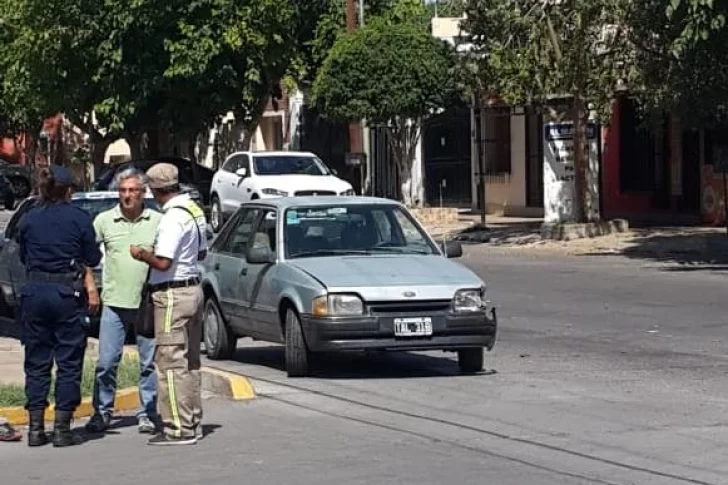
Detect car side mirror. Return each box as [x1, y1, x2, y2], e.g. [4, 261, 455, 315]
[442, 240, 463, 259]
[331, 168, 338, 176]
[246, 246, 275, 265]
[235, 167, 248, 178]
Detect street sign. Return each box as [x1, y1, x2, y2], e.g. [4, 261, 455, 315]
[543, 121, 600, 223]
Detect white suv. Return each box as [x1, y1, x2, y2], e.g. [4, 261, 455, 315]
[209, 151, 355, 232]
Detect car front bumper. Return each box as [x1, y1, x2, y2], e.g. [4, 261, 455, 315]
[300, 308, 497, 352]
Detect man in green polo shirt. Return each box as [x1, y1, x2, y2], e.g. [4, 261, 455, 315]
[86, 168, 162, 435]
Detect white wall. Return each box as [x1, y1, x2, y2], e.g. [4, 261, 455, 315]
[470, 111, 533, 216]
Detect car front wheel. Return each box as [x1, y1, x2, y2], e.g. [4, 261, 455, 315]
[204, 298, 236, 360]
[457, 348, 484, 374]
[285, 308, 310, 377]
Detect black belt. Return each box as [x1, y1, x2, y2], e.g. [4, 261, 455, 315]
[147, 277, 200, 293]
[27, 271, 77, 284]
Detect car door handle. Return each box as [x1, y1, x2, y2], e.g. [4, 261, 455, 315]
[240, 267, 248, 276]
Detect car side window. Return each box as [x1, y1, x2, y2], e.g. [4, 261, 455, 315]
[250, 210, 277, 255]
[239, 155, 250, 175]
[218, 208, 260, 256]
[221, 156, 239, 173]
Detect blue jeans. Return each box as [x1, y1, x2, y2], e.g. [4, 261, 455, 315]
[91, 306, 157, 419]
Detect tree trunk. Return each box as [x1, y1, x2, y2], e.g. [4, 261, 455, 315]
[572, 95, 591, 222]
[91, 135, 114, 181]
[146, 127, 160, 158]
[126, 133, 144, 160]
[240, 121, 258, 151]
[387, 119, 421, 207]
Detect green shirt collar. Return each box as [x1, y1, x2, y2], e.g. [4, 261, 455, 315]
[112, 204, 153, 222]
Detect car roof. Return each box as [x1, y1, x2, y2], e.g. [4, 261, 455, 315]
[244, 196, 404, 211]
[25, 190, 154, 201]
[227, 150, 318, 158]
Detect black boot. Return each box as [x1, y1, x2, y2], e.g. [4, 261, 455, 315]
[52, 411, 84, 447]
[27, 410, 49, 447]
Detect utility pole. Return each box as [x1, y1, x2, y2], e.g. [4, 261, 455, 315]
[346, 0, 364, 193]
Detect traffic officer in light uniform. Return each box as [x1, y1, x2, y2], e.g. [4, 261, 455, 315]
[18, 165, 102, 447]
[131, 163, 207, 446]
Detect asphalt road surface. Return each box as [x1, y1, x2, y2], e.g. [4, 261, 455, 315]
[2, 221, 728, 484]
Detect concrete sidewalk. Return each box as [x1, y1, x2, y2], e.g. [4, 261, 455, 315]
[0, 336, 24, 385]
[423, 213, 728, 266]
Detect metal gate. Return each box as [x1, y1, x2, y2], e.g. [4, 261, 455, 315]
[422, 107, 472, 206]
[369, 126, 399, 200]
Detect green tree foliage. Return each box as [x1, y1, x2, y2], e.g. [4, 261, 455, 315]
[0, 0, 328, 165]
[630, 0, 728, 127]
[302, 0, 430, 90]
[464, 0, 631, 222]
[312, 20, 459, 205]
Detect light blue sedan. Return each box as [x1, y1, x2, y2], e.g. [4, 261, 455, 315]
[200, 196, 497, 377]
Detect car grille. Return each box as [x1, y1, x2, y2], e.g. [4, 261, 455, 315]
[368, 300, 452, 315]
[294, 190, 337, 196]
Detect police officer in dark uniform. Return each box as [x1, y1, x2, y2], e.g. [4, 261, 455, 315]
[18, 165, 102, 447]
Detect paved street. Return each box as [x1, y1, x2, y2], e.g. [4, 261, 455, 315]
[2, 217, 728, 484]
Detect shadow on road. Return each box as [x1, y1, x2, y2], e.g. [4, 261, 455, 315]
[446, 220, 545, 246]
[580, 230, 728, 272]
[229, 343, 497, 379]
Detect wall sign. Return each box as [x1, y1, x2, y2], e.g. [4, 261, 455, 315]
[543, 122, 600, 223]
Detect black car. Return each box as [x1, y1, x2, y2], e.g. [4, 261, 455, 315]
[93, 156, 214, 207]
[0, 158, 33, 199]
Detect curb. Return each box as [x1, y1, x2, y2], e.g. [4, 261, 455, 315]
[0, 388, 140, 426]
[201, 367, 256, 401]
[1, 358, 255, 426]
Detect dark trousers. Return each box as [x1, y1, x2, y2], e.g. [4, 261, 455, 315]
[20, 282, 87, 412]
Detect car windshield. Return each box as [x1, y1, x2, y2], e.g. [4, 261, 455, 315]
[253, 155, 329, 176]
[284, 204, 437, 258]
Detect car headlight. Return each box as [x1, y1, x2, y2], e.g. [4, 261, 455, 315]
[453, 288, 485, 312]
[312, 294, 364, 317]
[340, 188, 356, 196]
[262, 188, 289, 196]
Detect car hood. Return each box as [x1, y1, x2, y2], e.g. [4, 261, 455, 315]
[287, 255, 484, 301]
[255, 174, 351, 193]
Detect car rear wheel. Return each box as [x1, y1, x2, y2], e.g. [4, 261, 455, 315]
[285, 308, 310, 377]
[457, 348, 484, 374]
[210, 196, 223, 233]
[204, 298, 236, 360]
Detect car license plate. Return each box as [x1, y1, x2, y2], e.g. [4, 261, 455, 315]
[394, 317, 433, 337]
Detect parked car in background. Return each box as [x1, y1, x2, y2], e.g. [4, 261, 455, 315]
[0, 191, 161, 337]
[208, 151, 355, 233]
[0, 158, 33, 199]
[200, 196, 497, 377]
[92, 156, 213, 208]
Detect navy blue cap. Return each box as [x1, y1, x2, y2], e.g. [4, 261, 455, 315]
[50, 164, 74, 185]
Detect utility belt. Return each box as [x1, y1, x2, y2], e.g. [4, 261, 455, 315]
[146, 277, 200, 293]
[26, 270, 84, 293]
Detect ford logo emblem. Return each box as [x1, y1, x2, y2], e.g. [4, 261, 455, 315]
[403, 291, 416, 298]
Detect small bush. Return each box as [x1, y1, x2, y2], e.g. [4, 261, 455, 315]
[0, 354, 140, 407]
